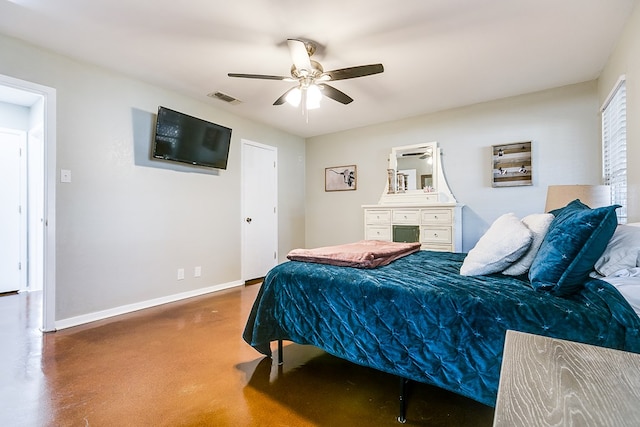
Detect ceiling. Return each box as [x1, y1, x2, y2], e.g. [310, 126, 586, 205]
[0, 0, 637, 138]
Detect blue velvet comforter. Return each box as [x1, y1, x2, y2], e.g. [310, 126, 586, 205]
[243, 251, 640, 406]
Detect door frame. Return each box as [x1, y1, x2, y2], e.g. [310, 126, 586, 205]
[0, 74, 57, 332]
[240, 139, 278, 282]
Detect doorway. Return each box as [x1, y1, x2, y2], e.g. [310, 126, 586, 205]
[0, 128, 26, 293]
[0, 74, 56, 332]
[241, 140, 278, 282]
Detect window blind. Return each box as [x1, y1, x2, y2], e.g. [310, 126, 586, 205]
[602, 77, 627, 223]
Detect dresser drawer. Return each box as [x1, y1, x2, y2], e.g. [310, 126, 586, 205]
[392, 209, 420, 224]
[421, 209, 452, 224]
[365, 226, 392, 241]
[420, 226, 452, 244]
[365, 210, 391, 225]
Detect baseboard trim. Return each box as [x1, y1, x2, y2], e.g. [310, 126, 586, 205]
[54, 280, 243, 331]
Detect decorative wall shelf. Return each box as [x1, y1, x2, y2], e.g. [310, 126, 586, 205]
[492, 141, 532, 187]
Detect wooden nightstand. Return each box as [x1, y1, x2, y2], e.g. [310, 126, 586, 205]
[494, 330, 640, 426]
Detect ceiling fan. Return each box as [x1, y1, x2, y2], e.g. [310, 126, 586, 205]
[228, 39, 384, 111]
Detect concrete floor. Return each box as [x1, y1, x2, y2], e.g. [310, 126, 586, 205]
[0, 285, 494, 426]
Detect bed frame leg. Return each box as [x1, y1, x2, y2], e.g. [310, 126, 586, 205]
[398, 377, 409, 423]
[277, 340, 283, 365]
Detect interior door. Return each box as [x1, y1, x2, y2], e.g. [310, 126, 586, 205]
[0, 129, 23, 293]
[241, 140, 278, 281]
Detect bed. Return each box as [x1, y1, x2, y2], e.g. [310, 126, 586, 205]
[243, 201, 640, 422]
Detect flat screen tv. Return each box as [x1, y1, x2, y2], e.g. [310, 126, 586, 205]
[152, 106, 232, 170]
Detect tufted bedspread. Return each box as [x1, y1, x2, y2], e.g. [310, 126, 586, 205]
[243, 251, 640, 406]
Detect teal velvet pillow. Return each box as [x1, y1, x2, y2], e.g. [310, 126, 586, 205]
[547, 199, 590, 216]
[529, 200, 620, 296]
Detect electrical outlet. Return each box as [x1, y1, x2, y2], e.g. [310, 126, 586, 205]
[177, 268, 185, 280]
[194, 266, 202, 277]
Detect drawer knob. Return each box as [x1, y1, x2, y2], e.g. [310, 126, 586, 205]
[434, 215, 438, 219]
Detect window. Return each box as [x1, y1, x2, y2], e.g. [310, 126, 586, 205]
[602, 76, 627, 223]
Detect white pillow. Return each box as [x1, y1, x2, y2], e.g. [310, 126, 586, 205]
[460, 213, 533, 276]
[502, 213, 554, 276]
[594, 224, 640, 276]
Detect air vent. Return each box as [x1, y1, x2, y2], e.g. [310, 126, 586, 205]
[207, 91, 242, 105]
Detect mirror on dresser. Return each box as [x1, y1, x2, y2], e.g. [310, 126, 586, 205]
[379, 142, 456, 205]
[389, 143, 435, 192]
[364, 142, 463, 252]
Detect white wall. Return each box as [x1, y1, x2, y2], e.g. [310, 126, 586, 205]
[306, 81, 601, 251]
[599, 1, 640, 223]
[0, 33, 306, 322]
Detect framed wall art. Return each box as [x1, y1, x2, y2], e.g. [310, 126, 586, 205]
[325, 165, 357, 191]
[491, 141, 532, 187]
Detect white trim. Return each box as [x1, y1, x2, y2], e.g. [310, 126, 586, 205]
[0, 74, 57, 332]
[601, 74, 626, 112]
[17, 129, 28, 290]
[54, 280, 243, 330]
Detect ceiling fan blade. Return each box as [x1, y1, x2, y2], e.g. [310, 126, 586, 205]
[228, 73, 293, 81]
[318, 83, 353, 104]
[273, 87, 297, 105]
[324, 64, 384, 81]
[287, 39, 312, 74]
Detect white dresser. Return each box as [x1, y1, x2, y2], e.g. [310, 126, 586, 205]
[364, 142, 463, 252]
[363, 204, 462, 252]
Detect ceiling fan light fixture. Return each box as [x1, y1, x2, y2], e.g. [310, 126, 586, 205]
[285, 87, 301, 107]
[306, 84, 322, 110]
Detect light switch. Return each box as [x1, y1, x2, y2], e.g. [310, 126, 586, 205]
[60, 169, 71, 183]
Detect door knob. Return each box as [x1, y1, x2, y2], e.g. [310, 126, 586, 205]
[245, 217, 252, 223]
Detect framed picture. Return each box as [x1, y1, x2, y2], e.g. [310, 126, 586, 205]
[325, 165, 357, 191]
[491, 141, 532, 187]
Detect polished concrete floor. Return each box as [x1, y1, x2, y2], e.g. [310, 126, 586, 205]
[0, 285, 494, 426]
